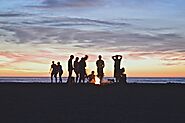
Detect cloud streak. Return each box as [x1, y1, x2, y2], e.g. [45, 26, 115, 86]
[28, 0, 102, 9]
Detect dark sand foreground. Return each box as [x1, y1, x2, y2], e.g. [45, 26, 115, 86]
[0, 83, 185, 123]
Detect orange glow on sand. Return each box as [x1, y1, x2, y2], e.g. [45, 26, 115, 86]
[95, 76, 101, 85]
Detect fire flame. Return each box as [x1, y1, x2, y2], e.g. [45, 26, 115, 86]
[95, 76, 100, 85]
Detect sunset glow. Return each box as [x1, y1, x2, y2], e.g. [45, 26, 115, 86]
[0, 0, 185, 77]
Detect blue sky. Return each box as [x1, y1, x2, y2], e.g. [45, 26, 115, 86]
[0, 0, 185, 77]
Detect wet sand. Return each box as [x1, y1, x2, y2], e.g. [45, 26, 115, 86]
[0, 83, 185, 123]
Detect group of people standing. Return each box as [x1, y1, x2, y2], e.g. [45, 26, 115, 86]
[50, 54, 125, 84]
[67, 55, 105, 84]
[49, 61, 63, 83]
[67, 55, 90, 83]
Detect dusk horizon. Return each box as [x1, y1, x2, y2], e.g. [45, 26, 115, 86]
[0, 0, 185, 77]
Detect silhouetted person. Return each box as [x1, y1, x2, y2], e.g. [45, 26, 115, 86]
[112, 55, 122, 82]
[67, 55, 74, 84]
[120, 67, 125, 76]
[119, 67, 127, 84]
[96, 55, 105, 83]
[74, 57, 80, 83]
[87, 71, 95, 83]
[57, 62, 63, 83]
[50, 61, 58, 83]
[79, 55, 88, 83]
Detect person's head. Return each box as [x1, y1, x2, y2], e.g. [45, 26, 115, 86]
[84, 55, 88, 60]
[98, 55, 102, 60]
[120, 67, 125, 73]
[91, 71, 95, 75]
[52, 61, 54, 64]
[70, 55, 74, 59]
[75, 57, 79, 61]
[57, 62, 60, 65]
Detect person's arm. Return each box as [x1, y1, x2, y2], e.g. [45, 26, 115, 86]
[85, 61, 86, 68]
[68, 60, 70, 70]
[112, 56, 116, 60]
[61, 65, 63, 74]
[102, 61, 105, 68]
[49, 65, 52, 73]
[72, 62, 74, 70]
[118, 55, 122, 60]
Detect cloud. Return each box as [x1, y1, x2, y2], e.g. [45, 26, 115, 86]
[158, 33, 183, 39]
[162, 57, 185, 61]
[0, 13, 23, 17]
[1, 14, 185, 68]
[0, 12, 32, 17]
[162, 63, 181, 66]
[28, 0, 102, 9]
[0, 50, 68, 68]
[1, 24, 184, 52]
[19, 16, 130, 28]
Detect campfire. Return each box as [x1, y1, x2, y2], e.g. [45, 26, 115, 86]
[95, 76, 100, 85]
[89, 76, 113, 85]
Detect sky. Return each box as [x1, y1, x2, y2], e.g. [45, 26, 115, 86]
[0, 0, 185, 77]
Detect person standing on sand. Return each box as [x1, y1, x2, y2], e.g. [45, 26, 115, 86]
[96, 55, 105, 83]
[57, 62, 63, 83]
[74, 57, 80, 83]
[50, 61, 58, 83]
[79, 55, 88, 83]
[112, 55, 122, 82]
[67, 55, 74, 83]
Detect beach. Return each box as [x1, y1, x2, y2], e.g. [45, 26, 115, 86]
[0, 83, 185, 123]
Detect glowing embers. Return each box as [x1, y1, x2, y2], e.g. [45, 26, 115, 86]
[95, 76, 100, 85]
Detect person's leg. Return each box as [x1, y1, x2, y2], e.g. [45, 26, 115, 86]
[76, 74, 79, 83]
[79, 72, 82, 83]
[116, 77, 118, 83]
[97, 68, 99, 78]
[75, 72, 79, 83]
[82, 75, 85, 83]
[82, 71, 85, 83]
[54, 73, 57, 83]
[100, 69, 103, 83]
[59, 73, 62, 83]
[67, 70, 72, 83]
[69, 70, 72, 77]
[51, 73, 53, 83]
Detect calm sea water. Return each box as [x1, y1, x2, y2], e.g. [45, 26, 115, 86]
[0, 77, 185, 83]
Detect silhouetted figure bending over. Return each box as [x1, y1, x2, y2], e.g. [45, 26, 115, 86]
[57, 62, 63, 83]
[67, 55, 74, 84]
[79, 55, 88, 83]
[87, 71, 95, 83]
[112, 55, 122, 82]
[74, 57, 80, 83]
[96, 55, 105, 83]
[50, 61, 58, 83]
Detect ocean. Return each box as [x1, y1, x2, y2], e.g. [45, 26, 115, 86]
[0, 77, 185, 84]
